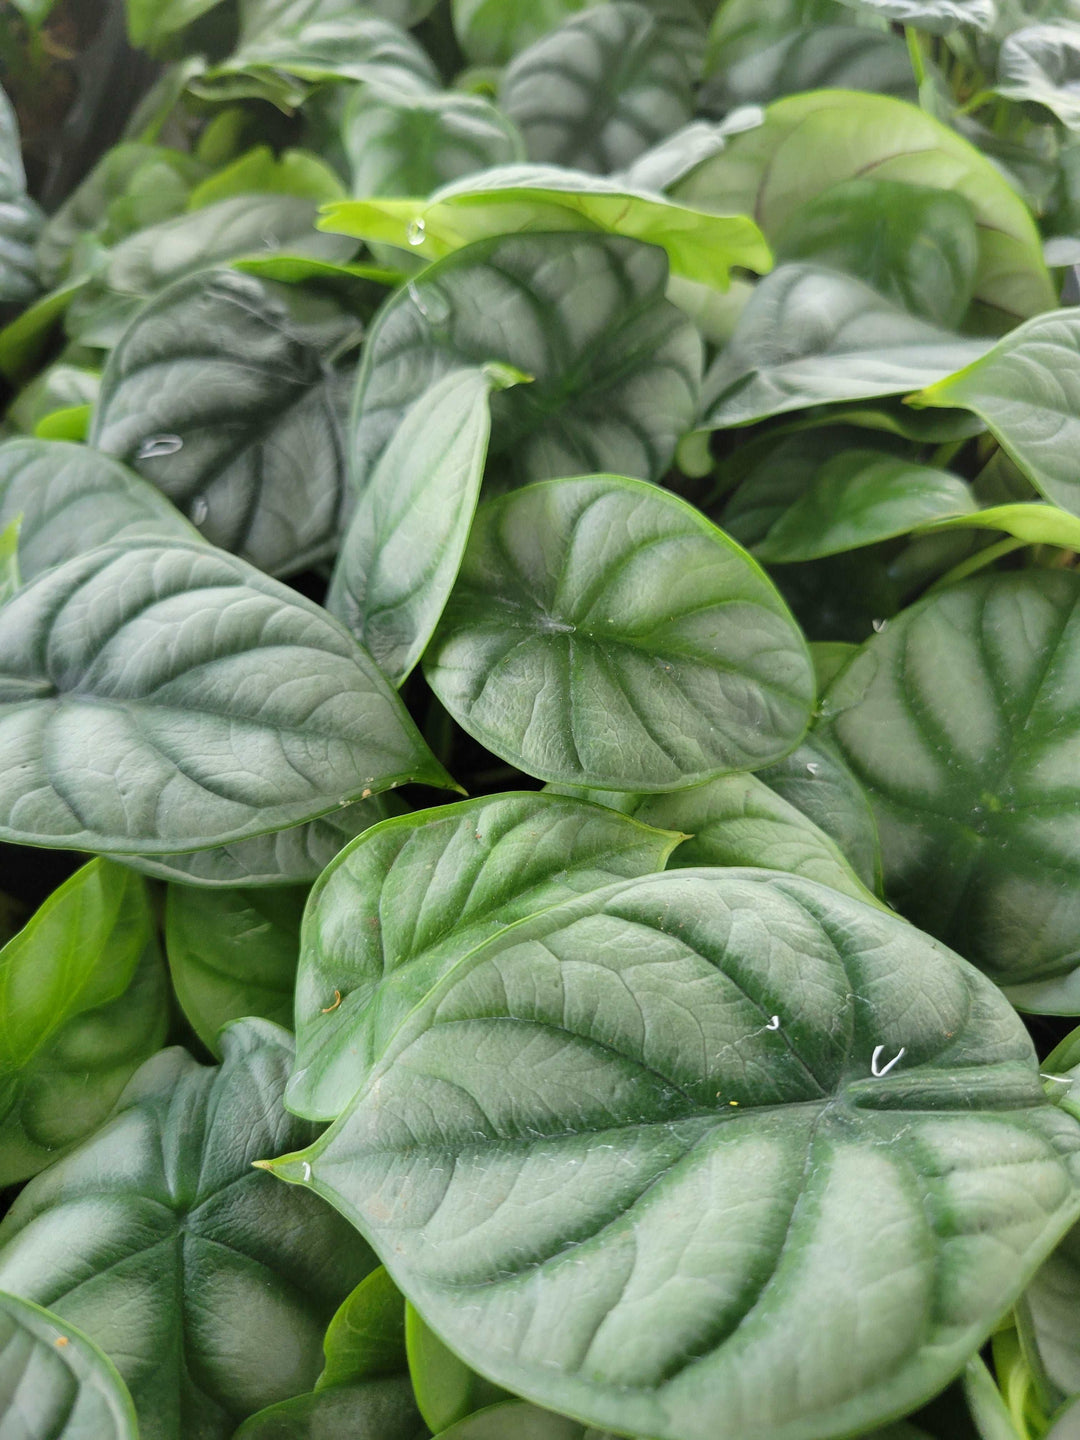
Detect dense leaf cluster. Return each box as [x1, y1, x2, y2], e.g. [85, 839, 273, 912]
[2, 1, 1080, 1437]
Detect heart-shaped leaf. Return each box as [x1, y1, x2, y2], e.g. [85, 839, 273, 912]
[0, 539, 449, 854]
[288, 790, 681, 1119]
[91, 269, 352, 577]
[673, 90, 1056, 329]
[701, 265, 989, 430]
[342, 84, 524, 197]
[318, 1266, 406, 1387]
[0, 1021, 376, 1440]
[165, 884, 306, 1056]
[120, 794, 402, 888]
[347, 233, 703, 492]
[0, 859, 166, 1185]
[423, 475, 814, 790]
[910, 309, 1080, 519]
[753, 452, 976, 562]
[322, 166, 771, 292]
[0, 1290, 137, 1439]
[996, 24, 1080, 132]
[271, 868, 1080, 1440]
[824, 570, 1080, 1005]
[231, 1376, 423, 1440]
[773, 180, 980, 327]
[0, 439, 197, 581]
[328, 365, 512, 686]
[500, 2, 697, 174]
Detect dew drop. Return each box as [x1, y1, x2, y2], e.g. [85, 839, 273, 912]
[302, 1162, 312, 1182]
[406, 216, 427, 246]
[136, 434, 183, 460]
[871, 618, 889, 633]
[805, 762, 820, 776]
[190, 495, 209, 526]
[765, 1015, 781, 1031]
[406, 280, 427, 317]
[870, 1044, 905, 1077]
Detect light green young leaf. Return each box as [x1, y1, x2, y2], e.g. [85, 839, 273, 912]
[0, 1291, 137, 1440]
[9, 369, 102, 437]
[322, 165, 772, 291]
[452, 0, 589, 64]
[500, 2, 697, 174]
[348, 232, 702, 493]
[288, 791, 682, 1120]
[753, 452, 976, 562]
[231, 1376, 423, 1439]
[91, 269, 350, 577]
[407, 1302, 508, 1432]
[0, 518, 19, 605]
[910, 309, 1080, 519]
[701, 266, 989, 430]
[318, 1266, 406, 1388]
[424, 475, 814, 790]
[920, 502, 1080, 549]
[0, 860, 167, 1186]
[0, 439, 197, 580]
[774, 180, 979, 326]
[0, 280, 87, 386]
[127, 0, 228, 49]
[272, 867, 1080, 1440]
[673, 89, 1056, 330]
[186, 147, 345, 208]
[342, 84, 524, 196]
[0, 1022, 376, 1440]
[825, 570, 1080, 1001]
[121, 795, 402, 888]
[962, 1356, 1025, 1440]
[329, 366, 512, 686]
[997, 24, 1080, 131]
[0, 539, 450, 854]
[165, 885, 307, 1057]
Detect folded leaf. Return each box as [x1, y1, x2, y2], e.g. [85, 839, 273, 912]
[424, 474, 814, 790]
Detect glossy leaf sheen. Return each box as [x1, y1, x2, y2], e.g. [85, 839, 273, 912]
[0, 439, 197, 581]
[0, 1022, 375, 1440]
[321, 165, 772, 291]
[329, 366, 500, 686]
[0, 1291, 137, 1440]
[826, 571, 1080, 1000]
[91, 269, 348, 577]
[912, 309, 1080, 520]
[276, 868, 1080, 1440]
[348, 233, 703, 492]
[0, 539, 447, 853]
[288, 790, 681, 1120]
[500, 2, 696, 174]
[0, 860, 166, 1186]
[674, 89, 1055, 328]
[701, 265, 989, 430]
[424, 475, 814, 789]
[165, 885, 306, 1056]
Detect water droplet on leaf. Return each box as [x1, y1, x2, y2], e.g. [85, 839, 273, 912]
[871, 618, 889, 633]
[805, 762, 820, 776]
[406, 216, 426, 246]
[870, 1044, 906, 1077]
[136, 434, 183, 460]
[190, 495, 209, 525]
